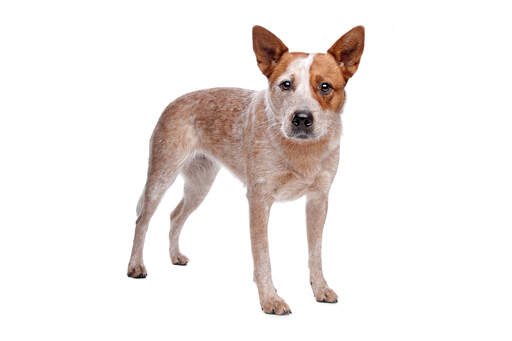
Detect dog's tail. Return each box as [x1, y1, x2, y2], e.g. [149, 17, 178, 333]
[136, 187, 145, 217]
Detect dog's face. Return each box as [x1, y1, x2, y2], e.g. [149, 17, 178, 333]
[253, 26, 364, 141]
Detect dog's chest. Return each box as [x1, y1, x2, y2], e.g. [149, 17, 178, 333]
[271, 170, 317, 201]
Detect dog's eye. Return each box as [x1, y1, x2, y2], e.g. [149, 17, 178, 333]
[279, 80, 292, 91]
[319, 82, 333, 95]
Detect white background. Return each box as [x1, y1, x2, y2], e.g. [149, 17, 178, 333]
[1, 0, 511, 340]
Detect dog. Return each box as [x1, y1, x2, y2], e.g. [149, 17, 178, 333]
[127, 25, 365, 315]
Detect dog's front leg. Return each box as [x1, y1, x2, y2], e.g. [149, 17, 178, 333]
[306, 191, 338, 303]
[248, 195, 291, 315]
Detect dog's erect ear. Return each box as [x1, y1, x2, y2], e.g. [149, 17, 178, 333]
[252, 25, 289, 78]
[328, 26, 365, 80]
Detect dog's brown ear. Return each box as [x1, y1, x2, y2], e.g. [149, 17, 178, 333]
[328, 26, 365, 80]
[252, 25, 289, 78]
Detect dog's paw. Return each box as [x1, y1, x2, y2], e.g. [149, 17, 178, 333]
[261, 295, 291, 315]
[171, 252, 189, 266]
[127, 264, 147, 278]
[314, 287, 338, 303]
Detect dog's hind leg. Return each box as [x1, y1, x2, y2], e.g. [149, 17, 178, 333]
[127, 115, 196, 278]
[169, 153, 219, 265]
[127, 174, 176, 278]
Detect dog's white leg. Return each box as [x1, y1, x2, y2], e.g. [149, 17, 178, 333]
[306, 191, 338, 303]
[169, 153, 219, 265]
[248, 196, 291, 315]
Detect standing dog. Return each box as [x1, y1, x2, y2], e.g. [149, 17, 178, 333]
[128, 25, 365, 315]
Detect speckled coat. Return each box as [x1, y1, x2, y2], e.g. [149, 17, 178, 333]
[128, 25, 365, 315]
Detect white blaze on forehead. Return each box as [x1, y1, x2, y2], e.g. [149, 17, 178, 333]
[296, 54, 315, 95]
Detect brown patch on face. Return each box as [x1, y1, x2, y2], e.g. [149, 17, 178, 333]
[309, 54, 346, 112]
[268, 52, 308, 84]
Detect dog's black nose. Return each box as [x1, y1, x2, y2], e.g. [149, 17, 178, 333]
[291, 111, 313, 127]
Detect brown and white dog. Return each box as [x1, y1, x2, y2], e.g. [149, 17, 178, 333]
[127, 25, 365, 315]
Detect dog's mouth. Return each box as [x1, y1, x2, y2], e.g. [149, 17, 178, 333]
[293, 132, 312, 139]
[288, 128, 315, 140]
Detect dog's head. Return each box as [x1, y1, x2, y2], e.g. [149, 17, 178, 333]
[253, 25, 364, 141]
